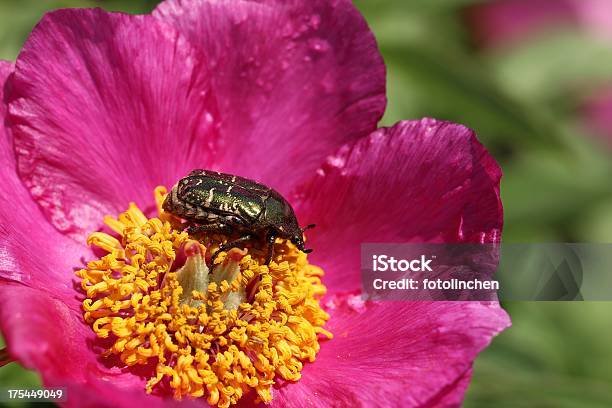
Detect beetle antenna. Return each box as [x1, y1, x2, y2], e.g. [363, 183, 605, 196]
[303, 248, 313, 254]
[301, 224, 316, 232]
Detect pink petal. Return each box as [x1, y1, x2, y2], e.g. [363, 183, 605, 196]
[582, 87, 612, 146]
[7, 9, 219, 241]
[0, 283, 186, 408]
[466, 0, 612, 48]
[0, 60, 10, 130]
[465, 0, 577, 48]
[0, 61, 86, 306]
[573, 0, 612, 40]
[294, 119, 503, 294]
[154, 0, 386, 195]
[273, 295, 510, 407]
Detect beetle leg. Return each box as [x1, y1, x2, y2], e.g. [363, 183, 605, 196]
[210, 234, 254, 268]
[265, 233, 276, 265]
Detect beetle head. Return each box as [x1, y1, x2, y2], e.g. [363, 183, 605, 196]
[162, 183, 178, 212]
[290, 224, 315, 254]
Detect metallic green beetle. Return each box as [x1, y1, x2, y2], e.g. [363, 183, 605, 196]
[163, 169, 314, 266]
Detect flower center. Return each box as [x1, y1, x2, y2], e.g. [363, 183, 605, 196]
[76, 187, 332, 407]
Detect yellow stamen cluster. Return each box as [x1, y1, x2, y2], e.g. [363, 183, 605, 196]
[76, 187, 332, 407]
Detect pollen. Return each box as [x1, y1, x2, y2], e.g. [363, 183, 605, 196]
[76, 186, 332, 407]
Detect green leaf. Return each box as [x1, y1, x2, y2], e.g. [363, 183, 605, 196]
[379, 43, 572, 153]
[485, 30, 612, 107]
[0, 0, 157, 61]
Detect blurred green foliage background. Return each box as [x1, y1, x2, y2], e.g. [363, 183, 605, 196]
[2, 0, 612, 406]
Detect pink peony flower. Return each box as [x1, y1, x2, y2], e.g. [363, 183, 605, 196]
[0, 1, 510, 407]
[466, 0, 612, 146]
[465, 0, 612, 48]
[582, 88, 612, 145]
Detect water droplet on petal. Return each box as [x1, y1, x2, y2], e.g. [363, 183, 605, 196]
[320, 73, 335, 93]
[232, 11, 248, 25]
[326, 155, 346, 169]
[347, 295, 366, 313]
[204, 112, 214, 124]
[308, 38, 330, 54]
[309, 14, 321, 30]
[325, 298, 337, 310]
